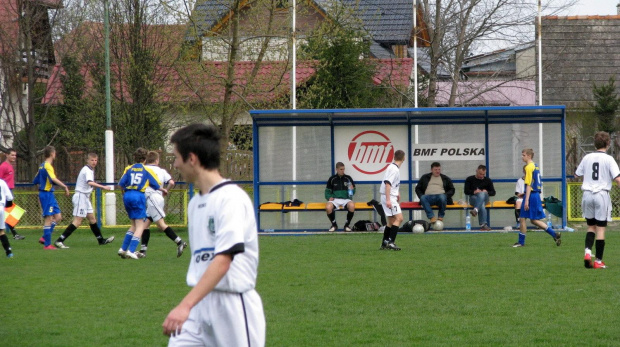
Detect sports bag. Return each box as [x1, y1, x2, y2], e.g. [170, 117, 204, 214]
[352, 220, 381, 231]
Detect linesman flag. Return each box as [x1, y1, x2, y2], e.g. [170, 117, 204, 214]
[5, 204, 25, 227]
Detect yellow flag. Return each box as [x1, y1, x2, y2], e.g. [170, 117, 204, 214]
[5, 204, 25, 227]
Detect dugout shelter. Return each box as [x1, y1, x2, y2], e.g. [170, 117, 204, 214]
[251, 106, 567, 232]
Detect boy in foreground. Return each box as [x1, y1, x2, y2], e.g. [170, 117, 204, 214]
[163, 124, 265, 346]
[575, 131, 620, 269]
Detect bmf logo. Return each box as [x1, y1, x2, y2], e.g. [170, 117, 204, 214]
[347, 131, 394, 175]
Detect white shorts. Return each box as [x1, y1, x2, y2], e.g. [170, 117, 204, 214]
[327, 198, 352, 210]
[168, 289, 265, 347]
[581, 190, 612, 222]
[381, 195, 401, 217]
[146, 193, 166, 222]
[72, 192, 93, 218]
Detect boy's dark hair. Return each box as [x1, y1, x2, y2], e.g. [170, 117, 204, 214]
[44, 146, 55, 158]
[394, 150, 405, 161]
[133, 148, 148, 163]
[335, 162, 344, 168]
[146, 151, 159, 164]
[5, 148, 15, 154]
[431, 162, 441, 169]
[170, 124, 221, 170]
[594, 131, 611, 150]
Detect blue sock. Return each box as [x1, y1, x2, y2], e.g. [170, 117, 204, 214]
[128, 237, 140, 253]
[545, 227, 556, 238]
[121, 231, 133, 251]
[518, 232, 526, 245]
[43, 226, 52, 246]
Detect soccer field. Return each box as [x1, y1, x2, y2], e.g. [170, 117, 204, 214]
[2, 228, 620, 346]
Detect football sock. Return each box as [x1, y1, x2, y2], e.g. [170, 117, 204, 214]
[58, 224, 77, 242]
[43, 226, 53, 246]
[50, 221, 57, 233]
[163, 227, 178, 242]
[174, 237, 182, 245]
[328, 212, 336, 224]
[345, 211, 354, 226]
[518, 232, 526, 245]
[121, 231, 133, 251]
[382, 226, 390, 243]
[585, 232, 595, 250]
[89, 223, 104, 241]
[0, 234, 12, 254]
[389, 225, 399, 243]
[545, 227, 556, 239]
[8, 225, 17, 236]
[128, 236, 140, 253]
[142, 229, 151, 248]
[514, 209, 520, 224]
[595, 239, 605, 261]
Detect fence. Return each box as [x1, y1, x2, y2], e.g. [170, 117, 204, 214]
[567, 182, 620, 222]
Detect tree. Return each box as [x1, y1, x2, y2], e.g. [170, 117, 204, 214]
[592, 76, 620, 134]
[297, 8, 388, 109]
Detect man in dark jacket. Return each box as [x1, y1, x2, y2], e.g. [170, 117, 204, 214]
[325, 162, 356, 232]
[415, 162, 455, 223]
[464, 165, 496, 231]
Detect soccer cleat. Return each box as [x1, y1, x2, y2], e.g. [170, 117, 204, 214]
[177, 242, 188, 258]
[117, 249, 128, 259]
[512, 242, 525, 248]
[13, 234, 25, 240]
[7, 253, 14, 258]
[554, 232, 562, 246]
[380, 240, 389, 250]
[139, 250, 147, 258]
[480, 224, 492, 231]
[470, 208, 478, 217]
[344, 226, 352, 232]
[54, 241, 69, 249]
[43, 245, 57, 250]
[386, 243, 401, 251]
[584, 253, 593, 269]
[593, 260, 607, 269]
[39, 237, 45, 244]
[328, 224, 338, 232]
[125, 251, 140, 260]
[100, 236, 115, 245]
[135, 252, 146, 259]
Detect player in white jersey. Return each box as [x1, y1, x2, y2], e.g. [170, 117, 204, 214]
[0, 178, 15, 258]
[163, 124, 265, 346]
[379, 149, 405, 251]
[575, 131, 620, 269]
[139, 151, 188, 258]
[54, 153, 115, 248]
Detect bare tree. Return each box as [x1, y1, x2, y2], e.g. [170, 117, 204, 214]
[418, 0, 578, 107]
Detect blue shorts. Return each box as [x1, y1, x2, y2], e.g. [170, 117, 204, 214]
[123, 190, 147, 220]
[520, 192, 546, 220]
[39, 191, 61, 217]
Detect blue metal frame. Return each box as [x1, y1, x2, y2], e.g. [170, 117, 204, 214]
[252, 106, 567, 231]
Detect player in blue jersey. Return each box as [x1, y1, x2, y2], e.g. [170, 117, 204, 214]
[512, 148, 561, 247]
[33, 146, 71, 250]
[117, 148, 165, 259]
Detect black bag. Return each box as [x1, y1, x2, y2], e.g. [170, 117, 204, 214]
[367, 199, 387, 226]
[352, 220, 381, 231]
[505, 196, 517, 205]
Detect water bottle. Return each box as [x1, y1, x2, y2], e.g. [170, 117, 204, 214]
[347, 182, 354, 199]
[547, 214, 552, 229]
[465, 212, 471, 231]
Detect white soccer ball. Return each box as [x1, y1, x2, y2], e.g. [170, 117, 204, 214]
[433, 220, 444, 231]
[412, 224, 425, 234]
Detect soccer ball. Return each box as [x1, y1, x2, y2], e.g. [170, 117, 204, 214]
[433, 220, 444, 231]
[412, 224, 425, 234]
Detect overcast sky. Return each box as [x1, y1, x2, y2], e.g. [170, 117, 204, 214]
[567, 0, 618, 15]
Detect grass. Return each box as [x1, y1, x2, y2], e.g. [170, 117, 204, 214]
[3, 228, 620, 346]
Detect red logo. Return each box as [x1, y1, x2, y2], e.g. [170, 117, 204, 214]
[348, 131, 394, 175]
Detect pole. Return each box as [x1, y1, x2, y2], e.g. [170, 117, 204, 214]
[104, 0, 116, 225]
[537, 0, 543, 175]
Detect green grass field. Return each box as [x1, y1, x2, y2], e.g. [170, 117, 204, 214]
[2, 228, 620, 346]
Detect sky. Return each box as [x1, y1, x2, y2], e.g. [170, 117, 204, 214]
[567, 0, 618, 15]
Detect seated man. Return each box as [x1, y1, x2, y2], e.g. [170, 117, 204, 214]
[464, 165, 496, 231]
[415, 162, 455, 223]
[325, 162, 355, 232]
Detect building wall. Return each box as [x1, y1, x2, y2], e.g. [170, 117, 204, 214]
[516, 46, 535, 79]
[541, 16, 620, 109]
